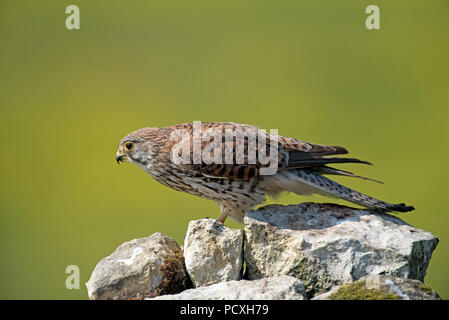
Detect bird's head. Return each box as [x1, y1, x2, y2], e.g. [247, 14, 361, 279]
[116, 127, 161, 168]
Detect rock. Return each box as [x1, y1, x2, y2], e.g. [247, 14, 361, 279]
[184, 219, 244, 287]
[312, 275, 440, 300]
[86, 232, 190, 300]
[148, 276, 307, 300]
[244, 202, 438, 296]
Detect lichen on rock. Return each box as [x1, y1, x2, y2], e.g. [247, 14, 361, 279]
[328, 281, 399, 300]
[313, 275, 441, 300]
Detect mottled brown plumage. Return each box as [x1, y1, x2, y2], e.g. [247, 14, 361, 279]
[116, 122, 414, 223]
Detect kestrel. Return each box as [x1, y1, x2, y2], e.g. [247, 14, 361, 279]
[116, 122, 414, 223]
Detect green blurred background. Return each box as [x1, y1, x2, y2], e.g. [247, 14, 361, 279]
[1, 0, 448, 299]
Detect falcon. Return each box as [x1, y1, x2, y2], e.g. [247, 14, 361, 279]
[115, 122, 414, 223]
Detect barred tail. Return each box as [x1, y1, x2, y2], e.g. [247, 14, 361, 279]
[290, 169, 414, 213]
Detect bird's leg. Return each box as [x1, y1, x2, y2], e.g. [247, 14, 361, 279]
[216, 202, 249, 224]
[216, 202, 230, 224]
[216, 211, 228, 224]
[216, 202, 247, 224]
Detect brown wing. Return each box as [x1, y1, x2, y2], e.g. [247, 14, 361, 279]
[194, 163, 260, 180]
[162, 122, 286, 180]
[278, 136, 371, 169]
[161, 122, 369, 180]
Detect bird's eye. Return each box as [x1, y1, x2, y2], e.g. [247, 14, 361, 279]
[124, 141, 135, 151]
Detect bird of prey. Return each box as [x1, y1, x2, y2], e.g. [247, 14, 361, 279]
[116, 122, 414, 223]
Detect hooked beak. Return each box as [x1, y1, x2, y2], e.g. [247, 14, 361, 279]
[116, 149, 126, 164]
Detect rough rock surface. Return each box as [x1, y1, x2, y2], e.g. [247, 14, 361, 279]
[148, 276, 307, 300]
[86, 233, 190, 300]
[184, 219, 244, 287]
[312, 275, 440, 300]
[244, 202, 438, 296]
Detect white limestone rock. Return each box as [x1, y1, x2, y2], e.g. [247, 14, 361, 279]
[183, 219, 244, 287]
[244, 202, 438, 296]
[149, 275, 307, 300]
[86, 232, 189, 300]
